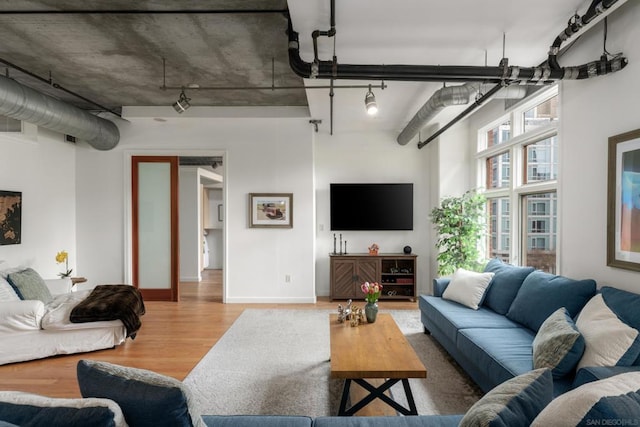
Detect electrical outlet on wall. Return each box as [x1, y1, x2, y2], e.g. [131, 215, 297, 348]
[285, 274, 292, 284]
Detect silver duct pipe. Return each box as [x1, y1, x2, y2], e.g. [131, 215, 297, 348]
[0, 75, 120, 150]
[397, 83, 527, 145]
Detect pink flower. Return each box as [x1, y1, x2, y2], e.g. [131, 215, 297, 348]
[361, 281, 383, 303]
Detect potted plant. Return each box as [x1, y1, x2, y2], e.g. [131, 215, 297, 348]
[430, 189, 486, 276]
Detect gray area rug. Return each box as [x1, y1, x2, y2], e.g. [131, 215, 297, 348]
[183, 309, 482, 417]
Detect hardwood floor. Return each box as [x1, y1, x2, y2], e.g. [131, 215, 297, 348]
[0, 269, 418, 399]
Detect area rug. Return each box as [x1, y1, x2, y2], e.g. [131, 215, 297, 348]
[183, 309, 482, 417]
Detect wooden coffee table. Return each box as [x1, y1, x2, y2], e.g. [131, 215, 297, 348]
[329, 313, 427, 416]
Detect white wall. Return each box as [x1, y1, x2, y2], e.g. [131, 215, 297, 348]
[314, 130, 431, 296]
[0, 125, 77, 278]
[75, 107, 316, 303]
[178, 167, 200, 282]
[558, 1, 640, 293]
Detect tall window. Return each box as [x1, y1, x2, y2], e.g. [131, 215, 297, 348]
[478, 88, 558, 272]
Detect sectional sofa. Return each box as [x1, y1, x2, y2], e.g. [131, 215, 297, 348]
[419, 258, 640, 396]
[2, 359, 640, 426]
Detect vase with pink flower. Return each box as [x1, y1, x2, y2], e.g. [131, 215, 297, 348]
[361, 281, 382, 323]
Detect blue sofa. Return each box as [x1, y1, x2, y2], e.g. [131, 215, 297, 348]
[419, 258, 640, 397]
[3, 340, 640, 426]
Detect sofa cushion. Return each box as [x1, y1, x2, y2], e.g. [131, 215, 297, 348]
[6, 268, 53, 304]
[0, 277, 19, 302]
[0, 300, 45, 332]
[506, 271, 596, 332]
[532, 372, 640, 426]
[573, 366, 640, 389]
[460, 368, 553, 427]
[533, 308, 585, 379]
[77, 359, 205, 427]
[482, 258, 535, 315]
[312, 415, 464, 427]
[601, 286, 640, 332]
[457, 327, 536, 387]
[420, 295, 522, 345]
[202, 415, 313, 427]
[575, 294, 640, 371]
[442, 268, 494, 310]
[601, 286, 640, 365]
[0, 391, 126, 427]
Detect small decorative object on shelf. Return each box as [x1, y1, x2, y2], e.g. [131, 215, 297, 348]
[361, 281, 382, 323]
[337, 299, 353, 323]
[337, 299, 365, 326]
[368, 243, 379, 256]
[350, 307, 365, 327]
[55, 250, 73, 278]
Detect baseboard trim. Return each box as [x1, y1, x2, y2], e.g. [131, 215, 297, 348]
[225, 296, 317, 304]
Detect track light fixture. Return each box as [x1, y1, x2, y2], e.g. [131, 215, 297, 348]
[173, 88, 191, 113]
[364, 84, 378, 115]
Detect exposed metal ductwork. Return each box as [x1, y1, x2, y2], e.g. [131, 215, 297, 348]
[0, 75, 120, 150]
[286, 0, 628, 144]
[396, 83, 527, 146]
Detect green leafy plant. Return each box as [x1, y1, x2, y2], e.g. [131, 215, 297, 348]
[430, 189, 487, 276]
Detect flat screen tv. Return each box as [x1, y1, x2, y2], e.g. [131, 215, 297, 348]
[330, 183, 413, 230]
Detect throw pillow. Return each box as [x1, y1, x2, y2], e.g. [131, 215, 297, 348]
[0, 277, 20, 302]
[459, 368, 554, 427]
[575, 294, 640, 371]
[0, 391, 126, 427]
[482, 258, 534, 315]
[532, 307, 585, 379]
[6, 268, 53, 304]
[531, 371, 640, 426]
[442, 268, 494, 310]
[506, 271, 596, 332]
[600, 286, 640, 331]
[77, 359, 205, 427]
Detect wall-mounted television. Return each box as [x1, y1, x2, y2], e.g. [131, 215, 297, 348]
[330, 183, 413, 231]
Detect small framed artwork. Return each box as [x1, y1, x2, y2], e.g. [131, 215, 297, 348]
[0, 190, 22, 245]
[249, 193, 293, 228]
[607, 128, 640, 271]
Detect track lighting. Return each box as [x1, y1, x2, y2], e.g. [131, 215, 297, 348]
[364, 84, 378, 115]
[173, 89, 191, 113]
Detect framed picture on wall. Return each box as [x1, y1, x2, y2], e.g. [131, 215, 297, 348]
[249, 193, 293, 228]
[607, 128, 640, 271]
[0, 190, 22, 245]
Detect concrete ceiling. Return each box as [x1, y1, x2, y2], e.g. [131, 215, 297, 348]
[0, 0, 624, 139]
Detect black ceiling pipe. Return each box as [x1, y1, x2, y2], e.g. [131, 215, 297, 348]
[288, 18, 622, 84]
[548, 0, 620, 69]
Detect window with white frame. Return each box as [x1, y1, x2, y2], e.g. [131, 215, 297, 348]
[478, 87, 558, 273]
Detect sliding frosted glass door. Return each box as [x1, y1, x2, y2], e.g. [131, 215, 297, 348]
[132, 156, 179, 301]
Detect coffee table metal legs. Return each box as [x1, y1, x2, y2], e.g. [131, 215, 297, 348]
[337, 378, 418, 416]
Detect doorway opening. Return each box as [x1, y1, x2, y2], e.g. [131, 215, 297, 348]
[128, 153, 226, 303]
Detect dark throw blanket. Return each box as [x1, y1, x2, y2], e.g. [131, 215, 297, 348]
[70, 285, 146, 338]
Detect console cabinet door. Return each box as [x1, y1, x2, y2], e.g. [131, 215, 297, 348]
[330, 256, 381, 300]
[332, 259, 357, 299]
[356, 258, 380, 286]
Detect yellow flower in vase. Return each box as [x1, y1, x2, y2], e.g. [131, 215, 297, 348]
[56, 250, 73, 278]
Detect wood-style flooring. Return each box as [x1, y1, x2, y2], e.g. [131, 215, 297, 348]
[0, 270, 418, 400]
